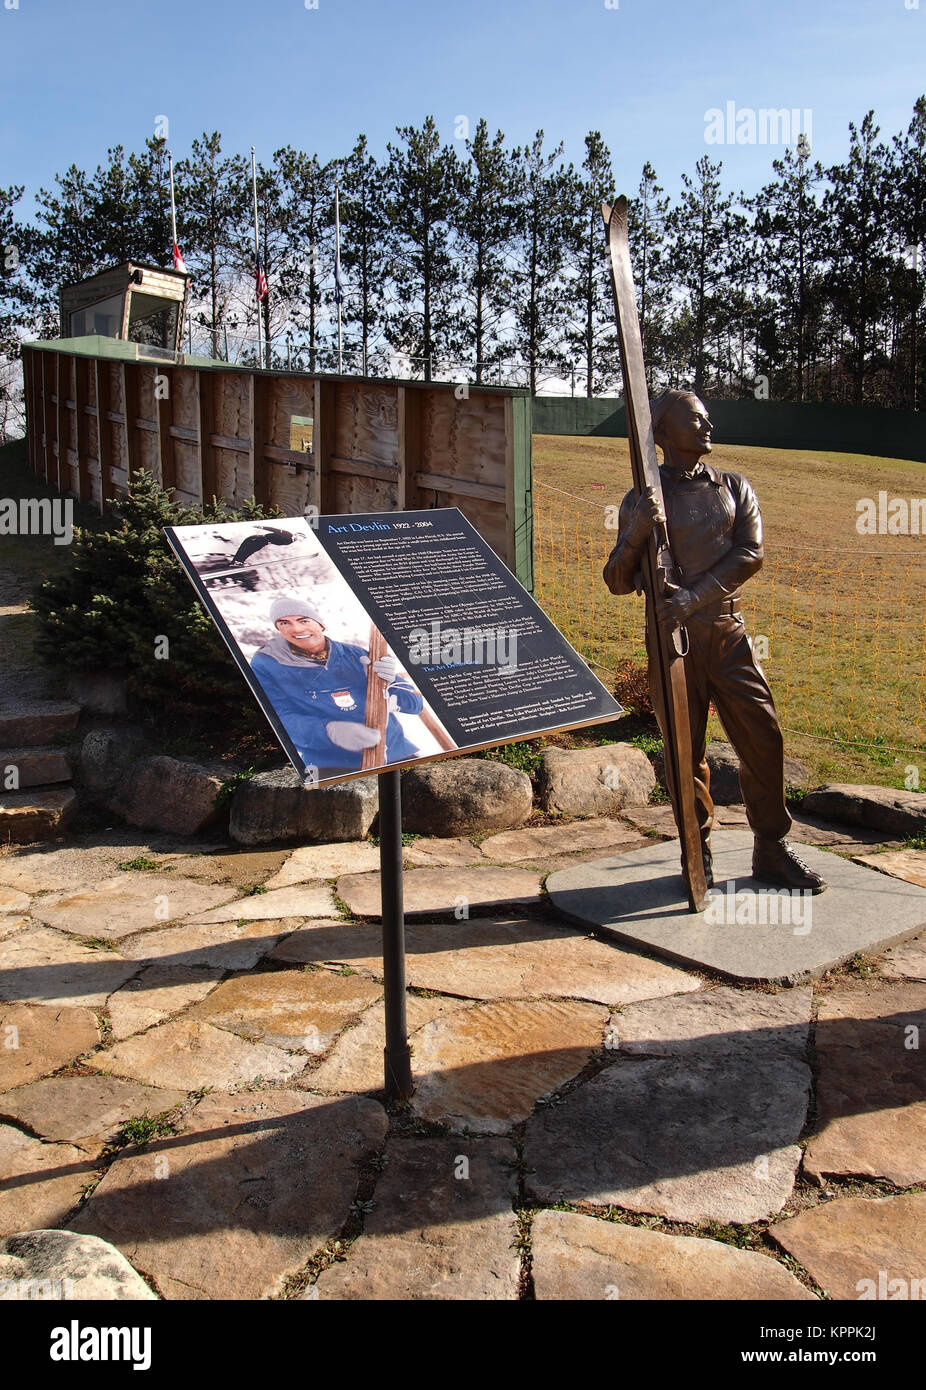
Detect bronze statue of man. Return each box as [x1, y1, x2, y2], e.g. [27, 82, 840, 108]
[603, 388, 825, 895]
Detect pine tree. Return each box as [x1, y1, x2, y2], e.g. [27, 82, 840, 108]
[564, 132, 619, 396]
[175, 133, 249, 360]
[627, 163, 673, 385]
[338, 135, 390, 376]
[31, 165, 99, 333]
[890, 96, 926, 408]
[385, 117, 462, 381]
[666, 155, 736, 396]
[269, 147, 336, 372]
[509, 131, 573, 393]
[456, 120, 515, 383]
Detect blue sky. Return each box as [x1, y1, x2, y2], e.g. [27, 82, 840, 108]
[2, 0, 924, 209]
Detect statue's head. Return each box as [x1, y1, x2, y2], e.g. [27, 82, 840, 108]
[650, 390, 713, 461]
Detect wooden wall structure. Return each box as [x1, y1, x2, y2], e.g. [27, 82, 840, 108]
[21, 341, 534, 586]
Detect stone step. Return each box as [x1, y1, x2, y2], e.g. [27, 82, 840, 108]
[0, 701, 80, 748]
[0, 746, 71, 789]
[0, 787, 77, 844]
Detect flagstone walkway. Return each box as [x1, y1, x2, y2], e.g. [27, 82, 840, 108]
[1, 817, 924, 1301]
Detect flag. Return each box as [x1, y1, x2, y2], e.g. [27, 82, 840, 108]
[172, 242, 187, 275]
[334, 246, 345, 306]
[255, 253, 268, 302]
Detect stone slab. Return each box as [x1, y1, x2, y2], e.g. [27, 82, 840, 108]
[402, 837, 483, 869]
[0, 1126, 90, 1237]
[803, 980, 926, 1186]
[262, 842, 381, 889]
[159, 849, 290, 889]
[0, 1002, 100, 1092]
[411, 999, 609, 1133]
[0, 701, 80, 747]
[188, 968, 382, 1050]
[337, 866, 543, 919]
[0, 928, 139, 1008]
[524, 1053, 809, 1224]
[0, 788, 76, 844]
[478, 818, 644, 863]
[106, 963, 224, 1040]
[183, 884, 338, 924]
[788, 813, 897, 851]
[312, 1138, 520, 1300]
[0, 841, 179, 893]
[118, 919, 293, 973]
[854, 848, 926, 888]
[0, 1075, 187, 1149]
[305, 996, 468, 1095]
[770, 1194, 926, 1301]
[0, 916, 30, 942]
[33, 873, 238, 939]
[531, 1209, 816, 1300]
[881, 932, 926, 981]
[0, 1230, 156, 1300]
[0, 745, 71, 788]
[0, 887, 30, 914]
[546, 829, 926, 983]
[85, 1018, 306, 1092]
[73, 1090, 388, 1299]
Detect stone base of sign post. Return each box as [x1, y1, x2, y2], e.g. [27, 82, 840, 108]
[545, 829, 926, 985]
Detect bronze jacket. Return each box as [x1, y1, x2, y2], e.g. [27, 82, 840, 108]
[603, 462, 764, 610]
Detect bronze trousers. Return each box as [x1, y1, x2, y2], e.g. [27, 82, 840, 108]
[646, 607, 792, 845]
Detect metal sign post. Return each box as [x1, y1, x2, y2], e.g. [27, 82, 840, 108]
[377, 768, 413, 1101]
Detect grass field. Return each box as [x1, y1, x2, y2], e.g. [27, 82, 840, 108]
[532, 433, 926, 790]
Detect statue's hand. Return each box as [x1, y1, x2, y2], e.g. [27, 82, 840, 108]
[656, 581, 698, 627]
[626, 486, 665, 546]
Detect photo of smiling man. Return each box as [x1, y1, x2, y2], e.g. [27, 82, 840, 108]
[251, 595, 425, 779]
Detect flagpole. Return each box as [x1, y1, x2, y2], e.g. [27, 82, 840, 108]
[251, 146, 263, 370]
[168, 150, 179, 251]
[335, 183, 343, 374]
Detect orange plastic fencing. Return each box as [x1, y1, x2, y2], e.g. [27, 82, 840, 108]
[533, 481, 926, 756]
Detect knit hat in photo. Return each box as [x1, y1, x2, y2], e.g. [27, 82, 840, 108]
[269, 596, 325, 627]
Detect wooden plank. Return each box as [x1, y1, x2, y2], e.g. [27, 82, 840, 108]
[252, 375, 271, 507]
[262, 443, 316, 467]
[22, 349, 36, 479]
[413, 470, 506, 504]
[168, 423, 199, 443]
[40, 353, 52, 484]
[123, 363, 138, 481]
[208, 432, 250, 454]
[53, 353, 64, 492]
[395, 387, 410, 510]
[199, 371, 217, 505]
[94, 360, 114, 509]
[74, 356, 92, 502]
[504, 395, 516, 572]
[329, 454, 399, 482]
[314, 377, 333, 513]
[156, 366, 175, 494]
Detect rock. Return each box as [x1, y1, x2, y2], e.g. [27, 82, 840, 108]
[803, 980, 926, 1186]
[621, 805, 679, 837]
[801, 785, 926, 838]
[402, 837, 483, 868]
[853, 848, 926, 889]
[0, 887, 29, 913]
[410, 999, 608, 1134]
[188, 969, 382, 1050]
[0, 1229, 155, 1299]
[85, 1018, 306, 1092]
[229, 768, 378, 846]
[66, 671, 128, 716]
[306, 997, 468, 1095]
[539, 744, 655, 817]
[525, 1056, 808, 1224]
[312, 1138, 520, 1300]
[0, 701, 80, 748]
[400, 760, 533, 836]
[106, 964, 224, 1040]
[770, 1194, 926, 1300]
[0, 746, 70, 789]
[0, 788, 77, 844]
[0, 1127, 90, 1237]
[0, 917, 29, 942]
[695, 742, 808, 806]
[478, 818, 645, 863]
[0, 1076, 186, 1149]
[262, 841, 381, 889]
[881, 932, 926, 981]
[118, 919, 289, 973]
[336, 866, 543, 919]
[268, 921, 395, 971]
[32, 872, 237, 940]
[524, 987, 813, 1224]
[530, 1209, 816, 1300]
[80, 727, 146, 800]
[162, 849, 290, 888]
[111, 756, 224, 836]
[0, 1002, 100, 1092]
[184, 884, 338, 924]
[73, 1090, 388, 1299]
[0, 842, 142, 893]
[0, 928, 139, 1008]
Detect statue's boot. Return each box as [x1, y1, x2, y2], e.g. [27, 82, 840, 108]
[752, 836, 827, 893]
